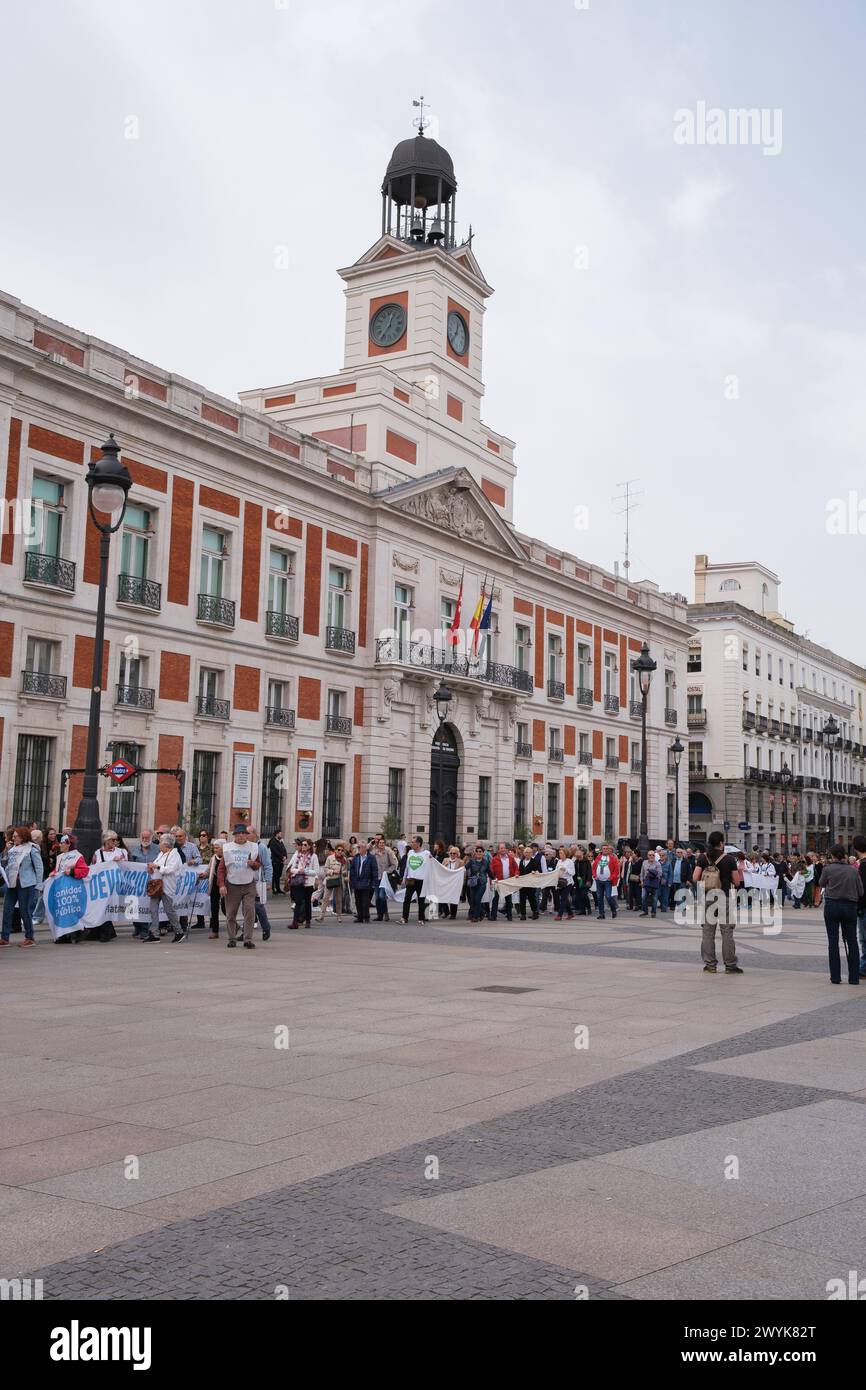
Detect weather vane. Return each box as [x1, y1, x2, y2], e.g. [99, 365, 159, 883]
[412, 95, 427, 136]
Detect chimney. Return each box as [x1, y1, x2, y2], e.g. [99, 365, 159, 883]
[694, 554, 708, 604]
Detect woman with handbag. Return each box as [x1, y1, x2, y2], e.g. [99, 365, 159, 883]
[286, 840, 319, 928]
[322, 845, 346, 921]
[143, 834, 185, 943]
[0, 826, 44, 947]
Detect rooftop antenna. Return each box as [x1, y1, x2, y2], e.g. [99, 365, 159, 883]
[612, 479, 643, 578]
[412, 95, 427, 137]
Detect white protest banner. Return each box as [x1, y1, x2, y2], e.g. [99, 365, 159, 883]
[43, 863, 210, 940]
[496, 868, 561, 896]
[422, 857, 465, 905]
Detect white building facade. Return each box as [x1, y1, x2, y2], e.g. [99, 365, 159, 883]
[0, 130, 691, 846]
[687, 554, 866, 851]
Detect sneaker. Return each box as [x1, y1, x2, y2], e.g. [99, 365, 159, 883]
[554, 914, 562, 921]
[19, 938, 35, 948]
[243, 940, 255, 949]
[702, 964, 717, 973]
[639, 911, 648, 917]
[725, 966, 744, 974]
[226, 939, 237, 948]
[262, 930, 270, 941]
[172, 932, 187, 944]
[208, 932, 218, 939]
[142, 933, 159, 943]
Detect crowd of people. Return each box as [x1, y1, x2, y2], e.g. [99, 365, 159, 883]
[1, 821, 864, 985]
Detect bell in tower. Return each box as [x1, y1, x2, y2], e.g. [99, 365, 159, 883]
[381, 103, 459, 250]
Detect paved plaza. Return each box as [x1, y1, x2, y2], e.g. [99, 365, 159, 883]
[1, 902, 865, 1301]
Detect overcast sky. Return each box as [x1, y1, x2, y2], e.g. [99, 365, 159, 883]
[1, 0, 864, 661]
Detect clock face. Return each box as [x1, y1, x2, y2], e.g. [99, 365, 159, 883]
[447, 310, 469, 356]
[369, 302, 407, 348]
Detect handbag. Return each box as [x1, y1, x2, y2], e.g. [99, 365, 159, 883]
[326, 875, 341, 889]
[290, 873, 305, 888]
[146, 879, 163, 898]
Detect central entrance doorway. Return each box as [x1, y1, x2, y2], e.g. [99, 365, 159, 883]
[430, 725, 459, 846]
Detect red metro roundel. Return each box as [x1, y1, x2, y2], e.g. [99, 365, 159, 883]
[108, 758, 137, 785]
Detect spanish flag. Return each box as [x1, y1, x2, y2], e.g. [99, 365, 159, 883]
[447, 569, 464, 647]
[469, 574, 488, 655]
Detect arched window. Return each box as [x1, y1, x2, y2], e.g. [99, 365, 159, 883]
[720, 579, 741, 591]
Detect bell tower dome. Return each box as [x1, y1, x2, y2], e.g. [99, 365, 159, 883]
[381, 124, 458, 248]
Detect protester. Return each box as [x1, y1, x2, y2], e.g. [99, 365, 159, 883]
[268, 830, 288, 895]
[286, 838, 319, 928]
[592, 844, 620, 921]
[144, 834, 186, 944]
[489, 841, 518, 922]
[465, 844, 492, 923]
[693, 830, 742, 975]
[322, 843, 347, 921]
[820, 842, 862, 985]
[217, 825, 262, 947]
[640, 850, 661, 917]
[372, 834, 398, 922]
[0, 826, 44, 947]
[246, 826, 273, 941]
[350, 840, 379, 923]
[400, 836, 429, 925]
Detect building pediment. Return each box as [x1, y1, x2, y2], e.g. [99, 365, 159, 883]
[381, 470, 524, 559]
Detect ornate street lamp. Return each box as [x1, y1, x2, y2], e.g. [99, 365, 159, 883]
[779, 760, 792, 854]
[72, 434, 132, 865]
[432, 677, 453, 845]
[632, 641, 657, 856]
[671, 735, 684, 845]
[824, 715, 840, 846]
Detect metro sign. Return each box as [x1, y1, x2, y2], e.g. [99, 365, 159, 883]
[107, 758, 137, 785]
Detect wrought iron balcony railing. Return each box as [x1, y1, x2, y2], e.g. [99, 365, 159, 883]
[577, 687, 593, 707]
[630, 759, 643, 773]
[605, 754, 620, 769]
[664, 708, 677, 726]
[578, 750, 593, 766]
[326, 715, 353, 736]
[547, 679, 565, 701]
[21, 670, 66, 699]
[687, 711, 707, 727]
[116, 684, 155, 710]
[803, 728, 813, 742]
[265, 611, 299, 641]
[742, 711, 756, 729]
[197, 594, 235, 628]
[630, 700, 643, 718]
[197, 695, 230, 720]
[548, 747, 565, 763]
[757, 716, 768, 731]
[604, 694, 620, 713]
[770, 720, 781, 735]
[374, 637, 533, 693]
[326, 626, 356, 655]
[117, 573, 161, 611]
[516, 741, 533, 758]
[24, 551, 75, 592]
[266, 706, 296, 729]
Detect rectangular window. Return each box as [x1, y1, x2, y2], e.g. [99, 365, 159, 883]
[322, 763, 343, 839]
[687, 648, 702, 672]
[387, 768, 404, 826]
[768, 654, 772, 682]
[603, 787, 615, 840]
[25, 636, 57, 674]
[630, 740, 640, 767]
[514, 779, 528, 837]
[579, 731, 590, 755]
[577, 643, 591, 692]
[547, 782, 560, 841]
[515, 623, 530, 672]
[687, 692, 703, 714]
[742, 641, 749, 673]
[261, 757, 286, 837]
[577, 785, 588, 840]
[191, 751, 219, 830]
[107, 740, 140, 839]
[755, 650, 761, 677]
[550, 727, 561, 753]
[12, 734, 53, 824]
[393, 583, 413, 647]
[200, 527, 226, 597]
[664, 669, 675, 711]
[268, 547, 295, 616]
[605, 736, 616, 762]
[604, 651, 616, 698]
[327, 689, 344, 720]
[517, 721, 529, 749]
[630, 790, 639, 840]
[118, 649, 143, 690]
[478, 776, 491, 840]
[547, 634, 562, 684]
[327, 566, 350, 632]
[688, 742, 703, 773]
[27, 476, 65, 556]
[199, 668, 220, 701]
[120, 505, 152, 580]
[267, 678, 288, 711]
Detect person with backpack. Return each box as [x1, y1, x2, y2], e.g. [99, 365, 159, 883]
[693, 830, 743, 974]
[640, 850, 662, 917]
[591, 845, 620, 920]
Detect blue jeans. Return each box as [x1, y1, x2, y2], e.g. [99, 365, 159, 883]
[641, 885, 658, 915]
[659, 883, 670, 911]
[596, 881, 616, 918]
[2, 884, 37, 939]
[555, 885, 573, 916]
[572, 880, 590, 915]
[468, 879, 487, 920]
[857, 909, 866, 969]
[824, 898, 859, 983]
[376, 886, 389, 919]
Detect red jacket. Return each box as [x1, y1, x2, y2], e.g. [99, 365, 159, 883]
[489, 851, 519, 882]
[591, 853, 620, 886]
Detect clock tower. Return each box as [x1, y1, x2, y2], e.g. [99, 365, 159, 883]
[240, 123, 516, 518]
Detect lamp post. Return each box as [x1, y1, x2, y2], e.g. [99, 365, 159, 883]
[633, 641, 657, 856]
[432, 677, 453, 845]
[824, 715, 840, 847]
[671, 735, 684, 845]
[779, 760, 792, 855]
[72, 435, 131, 865]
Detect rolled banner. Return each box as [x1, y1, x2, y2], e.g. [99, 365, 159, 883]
[496, 867, 562, 897]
